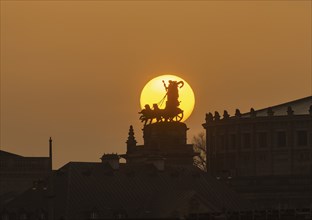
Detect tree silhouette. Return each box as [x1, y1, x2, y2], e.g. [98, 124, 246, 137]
[192, 132, 206, 171]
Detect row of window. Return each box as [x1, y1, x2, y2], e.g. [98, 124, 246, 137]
[212, 130, 309, 150]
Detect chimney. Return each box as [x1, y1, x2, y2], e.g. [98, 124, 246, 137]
[49, 137, 52, 171]
[100, 153, 120, 170]
[287, 106, 294, 116]
[250, 108, 257, 118]
[126, 125, 137, 154]
[267, 107, 274, 116]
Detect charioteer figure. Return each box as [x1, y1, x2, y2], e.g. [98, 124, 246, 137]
[162, 80, 184, 109]
[139, 79, 184, 125]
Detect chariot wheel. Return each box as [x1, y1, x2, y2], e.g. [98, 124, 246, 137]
[173, 111, 184, 122]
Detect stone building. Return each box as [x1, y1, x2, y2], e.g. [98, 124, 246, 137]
[123, 122, 195, 167]
[203, 96, 312, 209]
[1, 77, 252, 218]
[2, 122, 251, 219]
[0, 138, 52, 206]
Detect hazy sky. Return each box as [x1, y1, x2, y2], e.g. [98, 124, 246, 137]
[1, 1, 311, 169]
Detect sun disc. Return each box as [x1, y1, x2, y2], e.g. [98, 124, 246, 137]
[140, 74, 195, 122]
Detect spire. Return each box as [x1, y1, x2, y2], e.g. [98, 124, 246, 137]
[126, 125, 137, 145]
[126, 125, 137, 153]
[49, 137, 52, 171]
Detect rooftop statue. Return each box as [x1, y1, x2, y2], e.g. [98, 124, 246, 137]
[139, 80, 184, 125]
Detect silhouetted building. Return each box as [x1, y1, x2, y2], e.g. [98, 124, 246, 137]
[2, 122, 251, 219]
[203, 96, 312, 209]
[123, 122, 195, 167]
[0, 138, 52, 206]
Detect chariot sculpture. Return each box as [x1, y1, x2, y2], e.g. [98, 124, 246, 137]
[139, 80, 184, 125]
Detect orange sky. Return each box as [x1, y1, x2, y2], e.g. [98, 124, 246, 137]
[1, 1, 311, 169]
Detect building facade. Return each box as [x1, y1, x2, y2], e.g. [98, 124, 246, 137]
[0, 138, 52, 206]
[123, 122, 195, 167]
[203, 96, 312, 208]
[2, 123, 251, 219]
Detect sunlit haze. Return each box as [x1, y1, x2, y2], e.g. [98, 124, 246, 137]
[1, 1, 310, 169]
[140, 75, 195, 122]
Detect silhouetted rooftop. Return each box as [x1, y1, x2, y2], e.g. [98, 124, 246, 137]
[0, 150, 23, 158]
[242, 96, 312, 117]
[5, 161, 252, 219]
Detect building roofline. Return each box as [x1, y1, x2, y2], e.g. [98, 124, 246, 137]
[0, 149, 23, 158]
[241, 95, 312, 115]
